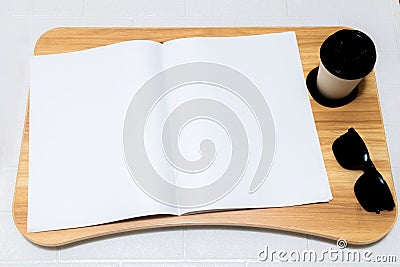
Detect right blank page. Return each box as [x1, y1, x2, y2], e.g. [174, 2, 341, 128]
[161, 32, 332, 213]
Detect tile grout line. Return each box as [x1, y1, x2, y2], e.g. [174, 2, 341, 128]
[57, 244, 61, 263]
[82, 0, 88, 16]
[0, 259, 121, 265]
[0, 167, 18, 173]
[285, 0, 289, 17]
[182, 226, 186, 260]
[118, 259, 248, 263]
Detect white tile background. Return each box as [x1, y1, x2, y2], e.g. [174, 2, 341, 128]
[0, 0, 399, 266]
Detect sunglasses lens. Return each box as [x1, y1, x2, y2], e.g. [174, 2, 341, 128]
[354, 169, 395, 213]
[332, 128, 371, 170]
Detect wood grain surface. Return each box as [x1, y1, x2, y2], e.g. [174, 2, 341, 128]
[13, 27, 398, 246]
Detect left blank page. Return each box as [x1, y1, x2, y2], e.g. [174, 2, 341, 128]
[28, 41, 176, 232]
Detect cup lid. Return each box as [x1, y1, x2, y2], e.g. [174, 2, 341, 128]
[320, 29, 376, 80]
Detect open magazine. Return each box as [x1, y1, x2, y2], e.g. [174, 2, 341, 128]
[28, 31, 332, 232]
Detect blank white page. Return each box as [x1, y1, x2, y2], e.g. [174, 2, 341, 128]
[162, 32, 332, 213]
[28, 41, 177, 232]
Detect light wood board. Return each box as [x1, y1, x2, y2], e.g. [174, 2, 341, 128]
[13, 27, 398, 246]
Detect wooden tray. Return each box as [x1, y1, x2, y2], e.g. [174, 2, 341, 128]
[13, 27, 398, 247]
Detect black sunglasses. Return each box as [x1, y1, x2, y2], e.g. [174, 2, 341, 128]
[332, 128, 395, 214]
